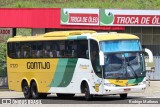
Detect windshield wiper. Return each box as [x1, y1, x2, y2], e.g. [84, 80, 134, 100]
[123, 54, 138, 78]
[127, 62, 138, 78]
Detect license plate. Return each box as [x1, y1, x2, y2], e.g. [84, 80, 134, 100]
[124, 88, 131, 92]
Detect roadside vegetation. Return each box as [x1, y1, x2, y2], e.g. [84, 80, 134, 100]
[0, 36, 10, 77]
[1, 0, 160, 9]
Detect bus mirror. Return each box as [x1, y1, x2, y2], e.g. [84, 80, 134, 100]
[144, 48, 153, 63]
[144, 48, 155, 71]
[99, 51, 104, 66]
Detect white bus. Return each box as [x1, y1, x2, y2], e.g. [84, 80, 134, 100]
[7, 30, 153, 100]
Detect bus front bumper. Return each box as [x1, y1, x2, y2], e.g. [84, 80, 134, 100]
[103, 84, 146, 94]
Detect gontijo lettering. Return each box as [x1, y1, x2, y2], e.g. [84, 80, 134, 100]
[27, 62, 50, 69]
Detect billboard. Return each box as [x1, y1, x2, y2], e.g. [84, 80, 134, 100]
[61, 8, 99, 25]
[61, 8, 160, 26]
[100, 9, 160, 26]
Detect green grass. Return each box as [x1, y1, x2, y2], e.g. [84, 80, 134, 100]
[1, 0, 159, 36]
[1, 0, 160, 9]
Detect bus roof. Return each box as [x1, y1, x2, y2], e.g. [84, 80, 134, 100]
[7, 30, 139, 42]
[43, 30, 96, 37]
[91, 32, 139, 41]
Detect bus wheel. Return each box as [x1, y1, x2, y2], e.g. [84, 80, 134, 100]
[22, 81, 32, 99]
[120, 94, 127, 99]
[84, 83, 93, 101]
[31, 82, 40, 99]
[56, 93, 75, 99]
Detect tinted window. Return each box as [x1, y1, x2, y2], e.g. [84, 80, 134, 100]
[7, 40, 89, 59]
[90, 40, 102, 78]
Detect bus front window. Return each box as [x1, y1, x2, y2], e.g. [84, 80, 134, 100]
[100, 40, 145, 79]
[103, 52, 145, 79]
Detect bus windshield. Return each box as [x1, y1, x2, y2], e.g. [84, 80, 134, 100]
[103, 52, 145, 79]
[100, 40, 145, 79]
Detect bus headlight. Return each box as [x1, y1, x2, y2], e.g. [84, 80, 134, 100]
[104, 83, 116, 87]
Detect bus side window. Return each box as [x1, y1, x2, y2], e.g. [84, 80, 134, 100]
[90, 40, 102, 78]
[15, 43, 21, 58]
[17, 47, 21, 58]
[65, 40, 77, 57]
[37, 42, 43, 58]
[43, 41, 54, 58]
[22, 42, 31, 58]
[8, 42, 16, 58]
[43, 44, 49, 58]
[59, 41, 65, 57]
[31, 42, 37, 58]
[51, 41, 60, 58]
[77, 40, 88, 58]
[24, 48, 30, 58]
[52, 41, 59, 57]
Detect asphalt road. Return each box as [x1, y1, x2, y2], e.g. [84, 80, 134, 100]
[0, 94, 153, 105]
[0, 81, 160, 106]
[31, 95, 145, 104]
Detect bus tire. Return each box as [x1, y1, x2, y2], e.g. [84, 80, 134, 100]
[22, 81, 32, 99]
[120, 94, 127, 99]
[56, 93, 75, 99]
[31, 82, 40, 99]
[84, 83, 93, 101]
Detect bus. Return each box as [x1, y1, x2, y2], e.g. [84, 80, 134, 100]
[7, 30, 153, 100]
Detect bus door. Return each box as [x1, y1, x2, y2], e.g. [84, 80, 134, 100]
[89, 39, 103, 94]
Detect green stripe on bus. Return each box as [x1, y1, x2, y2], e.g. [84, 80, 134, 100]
[58, 58, 78, 87]
[128, 77, 144, 84]
[49, 59, 68, 87]
[68, 36, 77, 40]
[68, 36, 87, 40]
[77, 36, 87, 39]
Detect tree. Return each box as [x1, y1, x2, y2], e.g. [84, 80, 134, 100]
[0, 36, 10, 77]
